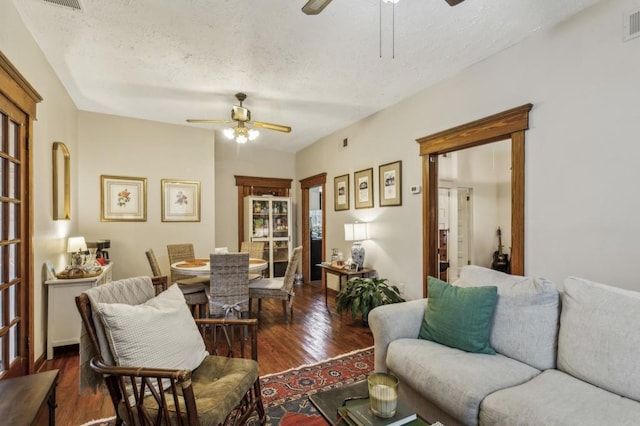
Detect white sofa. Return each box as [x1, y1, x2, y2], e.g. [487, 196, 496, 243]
[369, 266, 640, 425]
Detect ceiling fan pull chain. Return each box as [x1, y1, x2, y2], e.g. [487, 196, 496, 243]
[379, 0, 383, 58]
[392, 0, 395, 59]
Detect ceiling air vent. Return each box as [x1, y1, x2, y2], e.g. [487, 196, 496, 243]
[41, 0, 82, 11]
[623, 8, 640, 41]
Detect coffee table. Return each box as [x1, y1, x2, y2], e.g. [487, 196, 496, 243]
[309, 380, 430, 425]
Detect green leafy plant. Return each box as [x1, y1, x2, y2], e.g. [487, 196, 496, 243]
[336, 277, 405, 325]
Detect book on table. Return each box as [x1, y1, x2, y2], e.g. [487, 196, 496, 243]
[337, 399, 418, 426]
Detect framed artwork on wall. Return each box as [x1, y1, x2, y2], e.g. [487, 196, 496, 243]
[334, 174, 350, 211]
[100, 175, 147, 222]
[379, 160, 402, 207]
[161, 179, 201, 222]
[354, 168, 374, 209]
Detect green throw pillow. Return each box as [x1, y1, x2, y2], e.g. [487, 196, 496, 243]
[418, 276, 498, 354]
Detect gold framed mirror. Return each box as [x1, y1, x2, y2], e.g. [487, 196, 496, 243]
[52, 141, 70, 220]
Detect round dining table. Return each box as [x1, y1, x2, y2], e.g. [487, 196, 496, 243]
[171, 257, 268, 276]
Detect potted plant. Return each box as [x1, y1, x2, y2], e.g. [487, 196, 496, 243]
[336, 277, 405, 325]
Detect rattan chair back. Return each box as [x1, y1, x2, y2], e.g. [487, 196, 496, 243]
[209, 252, 250, 318]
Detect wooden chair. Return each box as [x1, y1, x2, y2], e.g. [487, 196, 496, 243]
[240, 241, 265, 260]
[240, 241, 266, 280]
[75, 275, 264, 426]
[249, 246, 302, 322]
[146, 248, 207, 318]
[166, 243, 209, 285]
[208, 252, 250, 319]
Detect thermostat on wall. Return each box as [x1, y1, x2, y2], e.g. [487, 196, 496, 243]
[410, 185, 422, 194]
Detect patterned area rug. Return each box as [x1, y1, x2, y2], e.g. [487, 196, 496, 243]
[80, 346, 374, 426]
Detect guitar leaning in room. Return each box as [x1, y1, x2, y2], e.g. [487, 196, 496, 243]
[491, 227, 510, 273]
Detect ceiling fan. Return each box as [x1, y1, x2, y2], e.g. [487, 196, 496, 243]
[302, 0, 465, 15]
[186, 93, 291, 144]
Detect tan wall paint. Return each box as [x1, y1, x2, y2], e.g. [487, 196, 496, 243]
[77, 111, 216, 280]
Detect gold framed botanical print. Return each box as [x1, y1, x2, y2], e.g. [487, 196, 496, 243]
[379, 160, 402, 207]
[100, 175, 147, 222]
[354, 168, 374, 209]
[161, 179, 201, 222]
[334, 174, 350, 211]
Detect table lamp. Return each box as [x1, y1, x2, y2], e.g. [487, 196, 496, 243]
[67, 236, 87, 266]
[344, 222, 368, 270]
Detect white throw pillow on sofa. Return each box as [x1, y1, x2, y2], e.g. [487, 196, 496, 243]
[96, 283, 208, 372]
[455, 265, 560, 370]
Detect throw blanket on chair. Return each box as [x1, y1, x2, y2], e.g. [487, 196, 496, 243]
[79, 276, 156, 394]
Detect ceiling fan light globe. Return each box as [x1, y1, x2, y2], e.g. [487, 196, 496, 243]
[236, 135, 248, 144]
[248, 129, 260, 140]
[224, 128, 235, 139]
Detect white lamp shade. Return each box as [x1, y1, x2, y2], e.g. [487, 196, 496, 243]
[67, 236, 87, 253]
[344, 223, 368, 241]
[353, 223, 368, 241]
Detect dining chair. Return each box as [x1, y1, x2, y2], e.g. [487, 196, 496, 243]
[240, 241, 265, 260]
[248, 246, 302, 322]
[241, 241, 266, 280]
[208, 252, 250, 319]
[146, 248, 208, 318]
[166, 243, 209, 283]
[75, 275, 264, 425]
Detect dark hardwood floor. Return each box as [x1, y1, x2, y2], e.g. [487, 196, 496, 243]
[39, 281, 373, 425]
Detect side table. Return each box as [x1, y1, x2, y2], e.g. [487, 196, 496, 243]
[44, 262, 113, 359]
[0, 369, 59, 425]
[317, 264, 376, 305]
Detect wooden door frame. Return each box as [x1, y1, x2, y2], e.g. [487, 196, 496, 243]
[0, 52, 42, 375]
[416, 104, 532, 297]
[299, 173, 327, 284]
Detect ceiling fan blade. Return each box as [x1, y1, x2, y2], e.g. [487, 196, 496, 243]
[186, 119, 232, 124]
[251, 121, 292, 133]
[444, 0, 465, 6]
[302, 0, 332, 15]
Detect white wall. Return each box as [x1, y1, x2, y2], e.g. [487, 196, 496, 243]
[214, 140, 296, 251]
[296, 0, 640, 296]
[77, 112, 216, 279]
[1, 1, 80, 359]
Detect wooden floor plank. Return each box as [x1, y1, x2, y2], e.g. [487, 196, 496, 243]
[39, 282, 373, 424]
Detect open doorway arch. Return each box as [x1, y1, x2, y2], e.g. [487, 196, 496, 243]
[299, 173, 327, 284]
[416, 104, 532, 297]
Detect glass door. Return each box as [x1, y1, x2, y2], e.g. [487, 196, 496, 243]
[0, 93, 29, 378]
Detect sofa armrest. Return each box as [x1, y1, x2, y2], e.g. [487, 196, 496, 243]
[369, 299, 428, 373]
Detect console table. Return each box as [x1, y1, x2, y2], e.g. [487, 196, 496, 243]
[44, 263, 113, 359]
[0, 369, 59, 425]
[317, 264, 376, 305]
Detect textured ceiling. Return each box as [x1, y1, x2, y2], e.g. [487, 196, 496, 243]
[13, 0, 600, 152]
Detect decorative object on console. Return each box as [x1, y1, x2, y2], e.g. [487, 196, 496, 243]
[345, 222, 368, 269]
[67, 236, 87, 266]
[354, 168, 374, 209]
[336, 277, 404, 325]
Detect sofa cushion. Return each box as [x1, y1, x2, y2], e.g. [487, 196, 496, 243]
[558, 276, 640, 402]
[455, 265, 560, 370]
[387, 338, 540, 426]
[419, 277, 498, 354]
[480, 369, 640, 425]
[96, 283, 208, 372]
